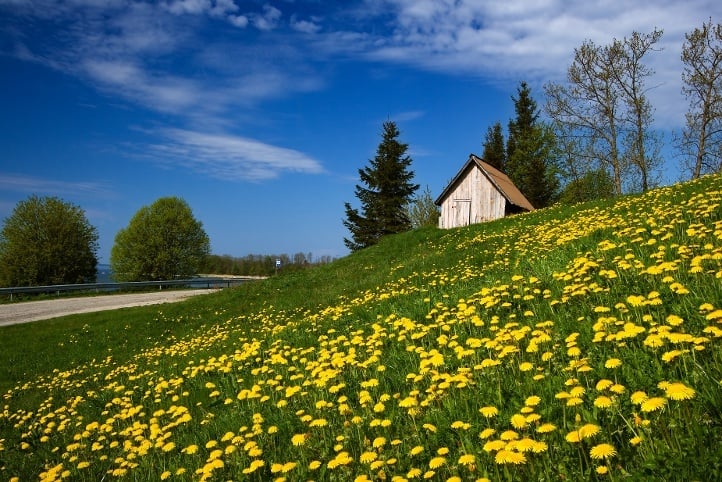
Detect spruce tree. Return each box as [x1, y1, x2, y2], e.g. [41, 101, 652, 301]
[344, 121, 419, 252]
[506, 81, 559, 208]
[482, 121, 506, 171]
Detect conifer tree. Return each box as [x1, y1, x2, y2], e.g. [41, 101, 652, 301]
[344, 121, 419, 252]
[506, 81, 559, 208]
[482, 122, 506, 171]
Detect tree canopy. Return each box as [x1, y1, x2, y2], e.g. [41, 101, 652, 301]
[344, 121, 419, 252]
[406, 185, 440, 229]
[0, 195, 99, 287]
[506, 82, 559, 209]
[110, 197, 210, 281]
[545, 29, 663, 195]
[679, 18, 722, 179]
[482, 122, 506, 171]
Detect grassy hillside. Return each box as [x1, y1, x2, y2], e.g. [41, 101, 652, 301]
[1, 174, 721, 481]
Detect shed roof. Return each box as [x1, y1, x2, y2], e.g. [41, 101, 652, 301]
[434, 154, 535, 212]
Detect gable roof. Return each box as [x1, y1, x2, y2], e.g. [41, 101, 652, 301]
[434, 154, 535, 212]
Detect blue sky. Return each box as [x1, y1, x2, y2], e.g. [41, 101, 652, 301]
[1, 1, 720, 264]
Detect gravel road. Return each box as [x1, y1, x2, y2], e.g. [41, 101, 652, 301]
[0, 289, 214, 327]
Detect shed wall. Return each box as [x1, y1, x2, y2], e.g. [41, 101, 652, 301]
[438, 166, 507, 228]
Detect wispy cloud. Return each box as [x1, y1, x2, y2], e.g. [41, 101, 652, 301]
[147, 128, 325, 181]
[2, 0, 718, 136]
[0, 174, 113, 198]
[350, 0, 721, 127]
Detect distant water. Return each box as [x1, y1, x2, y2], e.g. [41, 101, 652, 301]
[96, 263, 114, 283]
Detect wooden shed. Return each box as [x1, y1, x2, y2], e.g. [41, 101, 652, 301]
[435, 154, 534, 229]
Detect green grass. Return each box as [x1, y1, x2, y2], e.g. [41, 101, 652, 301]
[1, 174, 722, 481]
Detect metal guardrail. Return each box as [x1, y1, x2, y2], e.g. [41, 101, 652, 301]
[0, 278, 256, 300]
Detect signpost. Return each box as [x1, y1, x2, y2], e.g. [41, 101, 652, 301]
[275, 259, 281, 275]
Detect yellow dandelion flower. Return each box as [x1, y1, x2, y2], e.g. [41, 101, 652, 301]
[429, 457, 446, 469]
[595, 379, 613, 391]
[536, 423, 556, 433]
[630, 391, 648, 405]
[410, 445, 424, 456]
[594, 396, 614, 408]
[291, 434, 306, 446]
[531, 441, 548, 453]
[630, 436, 643, 446]
[525, 395, 541, 406]
[373, 437, 387, 448]
[511, 414, 529, 429]
[370, 460, 386, 470]
[480, 428, 496, 439]
[566, 397, 584, 407]
[360, 451, 378, 464]
[500, 430, 519, 441]
[243, 459, 265, 474]
[308, 460, 321, 470]
[407, 468, 422, 478]
[479, 406, 498, 418]
[437, 447, 450, 455]
[569, 386, 585, 397]
[590, 443, 616, 460]
[609, 383, 625, 394]
[526, 413, 541, 423]
[596, 465, 609, 474]
[495, 449, 526, 465]
[641, 397, 667, 412]
[458, 454, 476, 466]
[451, 420, 470, 430]
[579, 424, 601, 439]
[567, 346, 582, 357]
[605, 358, 622, 368]
[565, 430, 582, 443]
[664, 382, 696, 401]
[423, 423, 438, 432]
[483, 440, 506, 452]
[514, 437, 537, 452]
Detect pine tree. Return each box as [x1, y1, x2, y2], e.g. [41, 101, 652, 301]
[482, 122, 506, 171]
[344, 121, 419, 252]
[506, 81, 559, 208]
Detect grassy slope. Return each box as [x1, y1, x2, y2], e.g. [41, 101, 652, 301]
[1, 174, 721, 481]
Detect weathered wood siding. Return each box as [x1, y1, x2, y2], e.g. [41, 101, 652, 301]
[438, 165, 507, 228]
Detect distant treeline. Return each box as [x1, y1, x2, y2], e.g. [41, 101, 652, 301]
[200, 253, 336, 277]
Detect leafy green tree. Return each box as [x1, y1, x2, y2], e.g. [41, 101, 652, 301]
[507, 81, 559, 208]
[111, 197, 210, 281]
[558, 169, 616, 205]
[0, 195, 99, 287]
[406, 185, 440, 228]
[482, 122, 506, 171]
[344, 121, 419, 251]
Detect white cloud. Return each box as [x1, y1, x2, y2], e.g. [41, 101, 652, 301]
[348, 0, 722, 128]
[252, 4, 283, 31]
[291, 15, 322, 34]
[0, 174, 112, 198]
[394, 110, 425, 122]
[228, 14, 249, 28]
[82, 59, 201, 113]
[148, 129, 325, 181]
